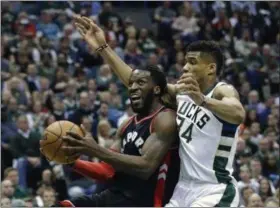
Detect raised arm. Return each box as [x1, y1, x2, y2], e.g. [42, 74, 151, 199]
[74, 15, 178, 100]
[74, 15, 132, 87]
[63, 110, 178, 180]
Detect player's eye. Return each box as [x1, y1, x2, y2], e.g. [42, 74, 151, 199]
[138, 80, 145, 85]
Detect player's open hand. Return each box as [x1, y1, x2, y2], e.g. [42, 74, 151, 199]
[73, 14, 107, 51]
[62, 124, 98, 157]
[177, 73, 204, 106]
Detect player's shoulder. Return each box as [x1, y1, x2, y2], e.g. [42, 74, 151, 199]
[153, 108, 177, 128]
[213, 82, 239, 100]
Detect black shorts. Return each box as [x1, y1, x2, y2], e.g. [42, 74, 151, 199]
[66, 188, 140, 207]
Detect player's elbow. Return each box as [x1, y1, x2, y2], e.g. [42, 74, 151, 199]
[233, 105, 246, 124]
[139, 161, 156, 180]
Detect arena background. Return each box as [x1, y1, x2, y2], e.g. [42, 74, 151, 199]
[1, 1, 279, 207]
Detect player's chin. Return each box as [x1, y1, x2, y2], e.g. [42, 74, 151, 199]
[131, 103, 143, 113]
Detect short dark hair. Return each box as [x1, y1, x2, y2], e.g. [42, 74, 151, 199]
[186, 41, 224, 77]
[141, 65, 167, 96]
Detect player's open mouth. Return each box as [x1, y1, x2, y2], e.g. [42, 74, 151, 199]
[130, 95, 141, 103]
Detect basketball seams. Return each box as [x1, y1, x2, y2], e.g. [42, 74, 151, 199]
[41, 121, 81, 164]
[41, 131, 61, 147]
[49, 121, 64, 161]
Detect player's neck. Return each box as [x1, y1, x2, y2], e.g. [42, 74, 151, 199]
[200, 76, 217, 95]
[137, 100, 162, 119]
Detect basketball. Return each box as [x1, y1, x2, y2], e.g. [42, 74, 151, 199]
[40, 120, 85, 164]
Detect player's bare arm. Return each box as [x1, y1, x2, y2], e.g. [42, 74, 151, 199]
[62, 111, 177, 180]
[74, 15, 178, 106]
[177, 73, 245, 124]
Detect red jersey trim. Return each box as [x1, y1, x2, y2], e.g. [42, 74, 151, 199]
[134, 106, 165, 125]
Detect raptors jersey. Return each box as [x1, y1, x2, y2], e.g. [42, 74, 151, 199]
[176, 82, 239, 184]
[112, 106, 180, 206]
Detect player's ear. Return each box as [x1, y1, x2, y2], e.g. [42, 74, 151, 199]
[208, 63, 216, 75]
[154, 86, 161, 95]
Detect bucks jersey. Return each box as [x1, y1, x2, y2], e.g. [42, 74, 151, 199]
[176, 82, 239, 184]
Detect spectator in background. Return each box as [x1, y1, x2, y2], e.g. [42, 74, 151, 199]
[4, 167, 29, 200]
[250, 122, 263, 145]
[117, 99, 133, 127]
[97, 119, 115, 149]
[36, 169, 68, 202]
[172, 4, 199, 43]
[138, 28, 157, 57]
[168, 51, 184, 79]
[1, 197, 11, 208]
[247, 193, 264, 207]
[68, 91, 95, 125]
[240, 186, 255, 206]
[98, 2, 123, 31]
[154, 1, 176, 44]
[234, 29, 257, 57]
[262, 153, 279, 180]
[41, 187, 56, 207]
[259, 177, 274, 202]
[124, 39, 144, 67]
[96, 64, 114, 90]
[1, 180, 15, 199]
[238, 165, 259, 192]
[254, 138, 270, 162]
[36, 10, 61, 41]
[10, 115, 42, 191]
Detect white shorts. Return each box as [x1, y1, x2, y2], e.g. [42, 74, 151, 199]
[165, 179, 239, 207]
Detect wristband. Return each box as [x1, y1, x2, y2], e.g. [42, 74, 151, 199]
[95, 44, 109, 52]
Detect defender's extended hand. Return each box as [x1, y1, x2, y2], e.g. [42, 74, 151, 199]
[73, 15, 107, 51]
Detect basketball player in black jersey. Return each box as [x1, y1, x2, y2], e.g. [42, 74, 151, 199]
[58, 65, 180, 207]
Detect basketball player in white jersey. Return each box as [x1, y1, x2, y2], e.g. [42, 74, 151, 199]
[73, 16, 245, 207]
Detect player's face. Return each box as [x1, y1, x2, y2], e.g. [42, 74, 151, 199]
[128, 70, 155, 113]
[182, 52, 213, 83]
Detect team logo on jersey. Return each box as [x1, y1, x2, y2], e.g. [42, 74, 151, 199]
[178, 102, 211, 129]
[121, 131, 144, 154]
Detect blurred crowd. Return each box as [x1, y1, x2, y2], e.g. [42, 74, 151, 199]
[1, 1, 279, 207]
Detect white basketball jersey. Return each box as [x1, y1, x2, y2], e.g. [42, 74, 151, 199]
[176, 82, 239, 184]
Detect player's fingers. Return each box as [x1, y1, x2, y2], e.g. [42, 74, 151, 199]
[81, 16, 92, 27]
[177, 77, 198, 86]
[62, 146, 83, 153]
[185, 84, 198, 91]
[179, 73, 194, 80]
[62, 136, 81, 146]
[76, 27, 86, 38]
[89, 20, 100, 33]
[66, 131, 83, 140]
[74, 15, 89, 29]
[75, 23, 87, 34]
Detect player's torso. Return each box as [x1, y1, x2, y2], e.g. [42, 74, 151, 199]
[113, 106, 180, 206]
[176, 82, 239, 184]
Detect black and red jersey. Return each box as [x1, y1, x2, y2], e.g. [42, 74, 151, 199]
[112, 106, 180, 207]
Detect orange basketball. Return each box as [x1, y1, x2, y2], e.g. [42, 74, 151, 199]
[40, 120, 85, 164]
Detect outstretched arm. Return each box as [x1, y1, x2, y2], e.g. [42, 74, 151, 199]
[74, 15, 178, 99]
[62, 111, 177, 180]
